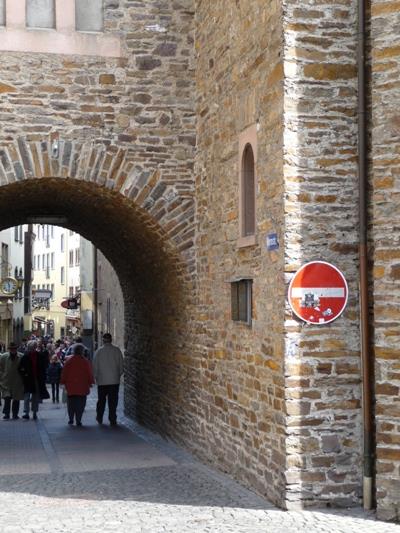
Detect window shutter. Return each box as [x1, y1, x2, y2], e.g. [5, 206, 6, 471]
[231, 283, 239, 321]
[76, 0, 103, 32]
[26, 0, 55, 29]
[0, 0, 5, 26]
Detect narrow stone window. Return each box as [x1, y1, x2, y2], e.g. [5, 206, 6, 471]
[26, 0, 56, 29]
[76, 0, 103, 32]
[0, 0, 5, 26]
[238, 124, 257, 248]
[231, 279, 252, 325]
[241, 144, 256, 237]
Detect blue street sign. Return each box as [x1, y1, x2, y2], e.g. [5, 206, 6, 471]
[266, 233, 279, 251]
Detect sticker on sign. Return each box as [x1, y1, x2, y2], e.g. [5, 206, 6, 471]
[288, 261, 348, 325]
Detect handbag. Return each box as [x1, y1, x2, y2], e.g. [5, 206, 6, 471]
[61, 386, 68, 403]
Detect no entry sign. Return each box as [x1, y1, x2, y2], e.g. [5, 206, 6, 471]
[288, 261, 348, 325]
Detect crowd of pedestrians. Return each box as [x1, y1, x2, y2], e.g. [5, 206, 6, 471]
[0, 333, 124, 427]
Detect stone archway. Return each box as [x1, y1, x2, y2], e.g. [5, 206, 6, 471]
[0, 137, 196, 434]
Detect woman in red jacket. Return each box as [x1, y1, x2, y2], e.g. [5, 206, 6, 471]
[60, 343, 94, 426]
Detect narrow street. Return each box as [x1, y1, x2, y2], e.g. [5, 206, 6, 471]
[0, 393, 397, 533]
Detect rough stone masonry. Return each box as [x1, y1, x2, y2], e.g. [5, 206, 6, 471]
[0, 0, 399, 523]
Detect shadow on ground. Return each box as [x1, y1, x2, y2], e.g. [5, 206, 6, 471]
[0, 464, 271, 509]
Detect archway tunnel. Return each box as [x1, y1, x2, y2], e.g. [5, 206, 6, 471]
[0, 177, 197, 435]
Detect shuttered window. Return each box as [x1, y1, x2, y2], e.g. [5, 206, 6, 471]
[26, 0, 55, 29]
[231, 279, 252, 325]
[76, 0, 103, 32]
[0, 1, 5, 26]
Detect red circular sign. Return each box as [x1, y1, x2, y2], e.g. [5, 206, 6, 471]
[288, 261, 348, 325]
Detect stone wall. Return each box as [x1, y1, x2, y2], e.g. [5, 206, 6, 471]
[0, 0, 399, 520]
[0, 0, 199, 469]
[370, 0, 400, 522]
[195, 0, 287, 506]
[282, 0, 362, 508]
[96, 250, 125, 351]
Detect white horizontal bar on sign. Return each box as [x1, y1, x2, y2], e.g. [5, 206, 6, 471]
[291, 287, 345, 298]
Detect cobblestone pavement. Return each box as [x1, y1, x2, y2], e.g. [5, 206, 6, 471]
[0, 392, 399, 533]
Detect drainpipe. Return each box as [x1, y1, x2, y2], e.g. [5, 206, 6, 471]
[357, 0, 373, 511]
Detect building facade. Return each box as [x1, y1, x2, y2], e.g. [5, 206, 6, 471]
[0, 0, 398, 523]
[0, 226, 26, 346]
[32, 225, 87, 339]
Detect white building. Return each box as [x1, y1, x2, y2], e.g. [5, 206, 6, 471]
[0, 226, 27, 346]
[32, 225, 84, 339]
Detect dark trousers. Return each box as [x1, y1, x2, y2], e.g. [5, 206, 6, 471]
[51, 383, 60, 402]
[97, 384, 119, 423]
[67, 395, 86, 424]
[3, 397, 20, 418]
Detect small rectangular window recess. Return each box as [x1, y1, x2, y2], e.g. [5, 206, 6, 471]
[0, 1, 5, 27]
[231, 278, 252, 325]
[75, 0, 103, 32]
[26, 0, 56, 30]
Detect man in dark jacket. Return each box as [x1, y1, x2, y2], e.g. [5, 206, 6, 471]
[0, 342, 24, 419]
[19, 340, 49, 420]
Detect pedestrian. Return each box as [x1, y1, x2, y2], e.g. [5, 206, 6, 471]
[55, 342, 66, 362]
[47, 354, 62, 403]
[60, 343, 94, 427]
[37, 337, 49, 362]
[19, 340, 50, 420]
[18, 337, 28, 354]
[0, 342, 24, 420]
[46, 342, 55, 360]
[64, 337, 90, 359]
[93, 333, 124, 426]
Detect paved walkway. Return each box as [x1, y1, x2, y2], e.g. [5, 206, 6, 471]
[0, 392, 399, 533]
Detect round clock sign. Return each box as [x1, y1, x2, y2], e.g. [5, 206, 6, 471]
[1, 277, 18, 295]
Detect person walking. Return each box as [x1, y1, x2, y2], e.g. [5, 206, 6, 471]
[64, 337, 90, 360]
[60, 343, 94, 426]
[93, 333, 124, 426]
[0, 342, 24, 420]
[19, 339, 50, 420]
[36, 337, 50, 363]
[47, 354, 63, 403]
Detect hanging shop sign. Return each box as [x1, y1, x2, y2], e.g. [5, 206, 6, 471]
[61, 298, 79, 310]
[288, 261, 348, 325]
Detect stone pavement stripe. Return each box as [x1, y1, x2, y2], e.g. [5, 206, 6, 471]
[36, 416, 64, 474]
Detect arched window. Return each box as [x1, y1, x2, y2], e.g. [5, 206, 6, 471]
[241, 143, 256, 237]
[26, 0, 55, 29]
[76, 0, 103, 32]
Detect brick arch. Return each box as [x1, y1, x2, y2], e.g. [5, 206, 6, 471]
[0, 137, 196, 430]
[0, 137, 195, 267]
